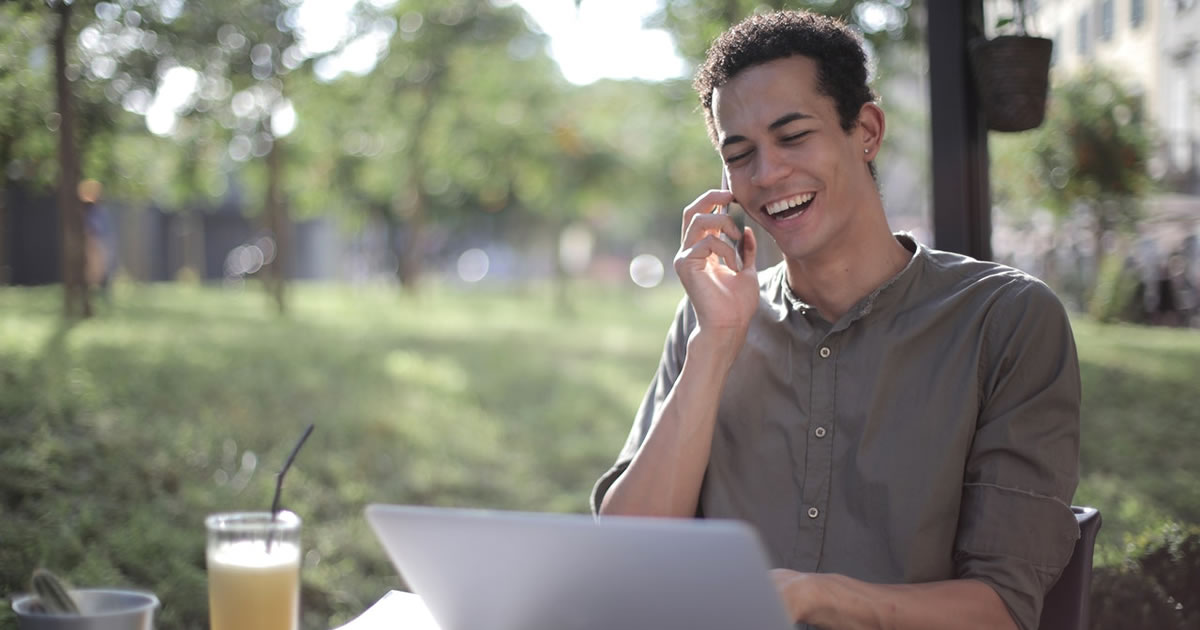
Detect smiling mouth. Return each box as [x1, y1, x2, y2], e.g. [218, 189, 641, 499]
[763, 192, 815, 221]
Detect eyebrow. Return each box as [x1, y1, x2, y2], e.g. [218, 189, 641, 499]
[719, 112, 815, 149]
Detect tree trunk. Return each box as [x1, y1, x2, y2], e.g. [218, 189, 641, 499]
[397, 179, 425, 291]
[0, 136, 10, 285]
[54, 1, 89, 318]
[377, 203, 402, 284]
[264, 132, 287, 314]
[0, 182, 7, 286]
[1092, 207, 1112, 285]
[397, 81, 441, 292]
[551, 221, 574, 317]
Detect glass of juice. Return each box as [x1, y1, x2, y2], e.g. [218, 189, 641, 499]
[206, 511, 301, 630]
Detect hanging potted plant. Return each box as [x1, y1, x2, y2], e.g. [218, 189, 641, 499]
[968, 0, 1054, 132]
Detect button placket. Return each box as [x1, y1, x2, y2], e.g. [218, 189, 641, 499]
[793, 331, 836, 570]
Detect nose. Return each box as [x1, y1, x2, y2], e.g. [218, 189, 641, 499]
[749, 144, 790, 188]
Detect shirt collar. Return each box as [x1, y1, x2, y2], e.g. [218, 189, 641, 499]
[773, 232, 923, 327]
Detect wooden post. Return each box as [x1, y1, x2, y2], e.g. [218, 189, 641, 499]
[926, 0, 992, 261]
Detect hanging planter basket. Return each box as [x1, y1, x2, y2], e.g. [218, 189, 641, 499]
[968, 35, 1054, 132]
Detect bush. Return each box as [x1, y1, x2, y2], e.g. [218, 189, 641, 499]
[1090, 522, 1200, 629]
[1087, 253, 1141, 324]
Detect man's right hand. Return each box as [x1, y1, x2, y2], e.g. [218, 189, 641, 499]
[599, 191, 760, 519]
[674, 190, 760, 352]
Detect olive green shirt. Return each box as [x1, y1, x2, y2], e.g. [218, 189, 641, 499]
[591, 234, 1081, 630]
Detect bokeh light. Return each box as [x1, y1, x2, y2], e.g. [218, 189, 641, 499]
[457, 248, 490, 283]
[629, 253, 665, 288]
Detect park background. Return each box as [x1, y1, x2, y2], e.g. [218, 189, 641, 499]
[2, 0, 1199, 628]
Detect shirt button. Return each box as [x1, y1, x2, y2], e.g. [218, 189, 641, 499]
[819, 346, 831, 358]
[814, 426, 827, 438]
[807, 507, 820, 519]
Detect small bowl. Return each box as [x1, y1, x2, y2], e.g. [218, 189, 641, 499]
[11, 589, 159, 630]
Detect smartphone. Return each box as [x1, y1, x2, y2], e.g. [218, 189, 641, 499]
[715, 169, 743, 271]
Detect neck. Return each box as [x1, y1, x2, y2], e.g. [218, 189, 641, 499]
[784, 220, 911, 323]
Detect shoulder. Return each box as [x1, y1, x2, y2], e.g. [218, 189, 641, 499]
[919, 246, 1067, 316]
[919, 250, 1078, 379]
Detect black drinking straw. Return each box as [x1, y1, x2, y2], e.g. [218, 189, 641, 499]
[267, 423, 314, 551]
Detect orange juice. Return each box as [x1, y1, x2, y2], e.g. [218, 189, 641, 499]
[207, 540, 300, 630]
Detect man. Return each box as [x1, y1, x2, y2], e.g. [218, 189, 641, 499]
[591, 10, 1080, 630]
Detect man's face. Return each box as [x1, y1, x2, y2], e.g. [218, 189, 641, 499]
[712, 56, 877, 263]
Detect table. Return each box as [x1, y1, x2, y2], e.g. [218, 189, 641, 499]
[333, 591, 438, 630]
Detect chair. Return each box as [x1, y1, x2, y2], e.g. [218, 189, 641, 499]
[1037, 506, 1102, 630]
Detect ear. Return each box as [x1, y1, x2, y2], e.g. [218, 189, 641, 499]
[856, 103, 885, 161]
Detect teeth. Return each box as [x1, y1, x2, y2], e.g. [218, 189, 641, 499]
[766, 193, 815, 216]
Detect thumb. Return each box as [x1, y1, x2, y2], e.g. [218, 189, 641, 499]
[740, 226, 758, 271]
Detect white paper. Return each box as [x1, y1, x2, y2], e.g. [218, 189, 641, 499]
[332, 591, 440, 630]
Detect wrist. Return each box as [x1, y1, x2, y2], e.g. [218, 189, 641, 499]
[685, 327, 744, 371]
[799, 574, 838, 626]
[771, 570, 832, 623]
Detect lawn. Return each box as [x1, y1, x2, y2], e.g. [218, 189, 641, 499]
[0, 281, 680, 629]
[1, 282, 1197, 629]
[1071, 318, 1200, 563]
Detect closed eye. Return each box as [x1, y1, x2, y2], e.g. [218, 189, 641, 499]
[781, 131, 812, 142]
[724, 150, 753, 165]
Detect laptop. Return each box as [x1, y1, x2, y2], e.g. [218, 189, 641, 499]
[365, 504, 793, 630]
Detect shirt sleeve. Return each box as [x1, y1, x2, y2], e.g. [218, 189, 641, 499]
[590, 297, 696, 515]
[954, 278, 1082, 630]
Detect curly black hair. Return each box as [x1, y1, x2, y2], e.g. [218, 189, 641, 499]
[694, 10, 877, 145]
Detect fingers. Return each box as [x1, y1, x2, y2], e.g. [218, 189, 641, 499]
[674, 233, 741, 272]
[683, 210, 743, 251]
[740, 225, 758, 270]
[682, 190, 737, 242]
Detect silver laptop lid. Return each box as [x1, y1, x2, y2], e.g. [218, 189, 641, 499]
[365, 504, 793, 630]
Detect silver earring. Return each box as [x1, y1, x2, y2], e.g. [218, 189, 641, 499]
[864, 148, 869, 154]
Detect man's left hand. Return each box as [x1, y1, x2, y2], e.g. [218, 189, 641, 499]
[767, 569, 1019, 630]
[769, 568, 821, 622]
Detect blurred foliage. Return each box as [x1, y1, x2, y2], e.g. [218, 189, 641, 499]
[0, 0, 187, 205]
[1, 0, 734, 290]
[0, 3, 57, 189]
[1, 286, 1199, 628]
[286, 1, 589, 284]
[992, 67, 1154, 241]
[1036, 68, 1153, 210]
[1090, 522, 1200, 630]
[647, 0, 920, 67]
[2, 0, 936, 291]
[1086, 252, 1141, 324]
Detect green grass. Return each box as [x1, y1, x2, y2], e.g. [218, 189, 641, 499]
[1, 283, 1197, 628]
[0, 282, 680, 629]
[1070, 319, 1200, 563]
